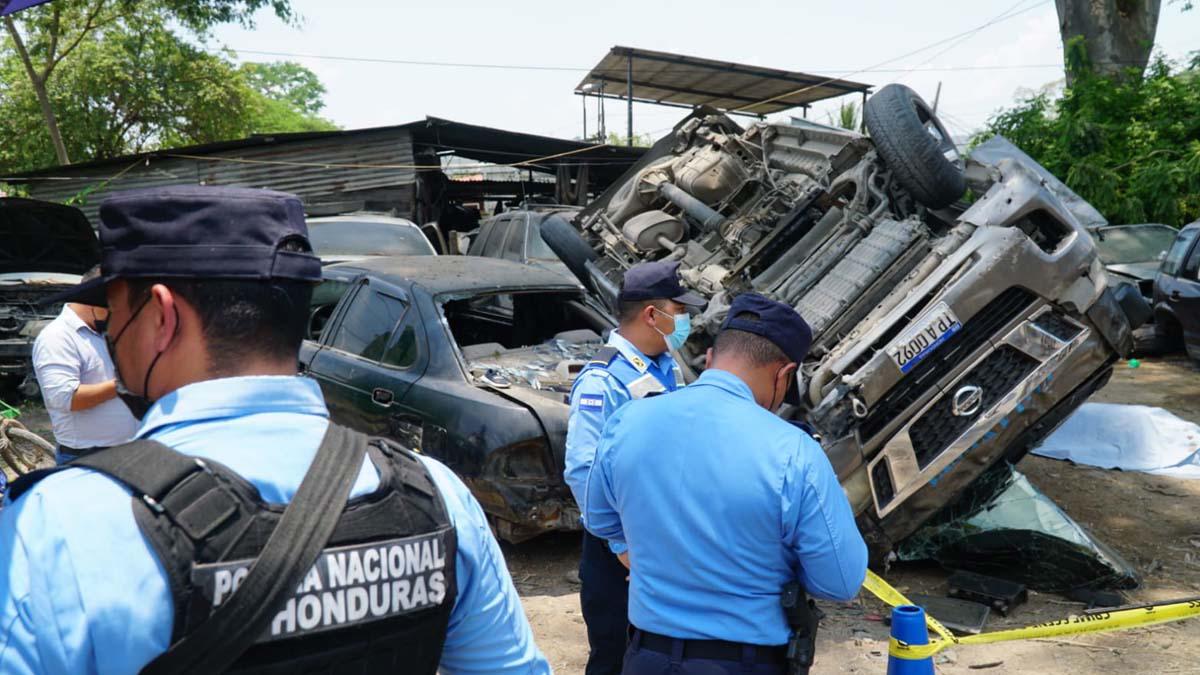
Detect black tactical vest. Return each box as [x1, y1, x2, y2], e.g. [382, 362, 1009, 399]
[10, 433, 457, 674]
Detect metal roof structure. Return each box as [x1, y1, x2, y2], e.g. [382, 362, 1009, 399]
[576, 46, 873, 116]
[3, 118, 644, 224]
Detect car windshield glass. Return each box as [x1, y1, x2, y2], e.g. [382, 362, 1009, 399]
[307, 220, 433, 257]
[527, 223, 558, 260]
[1092, 226, 1177, 265]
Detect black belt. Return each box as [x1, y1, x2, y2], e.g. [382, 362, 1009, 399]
[631, 628, 786, 665]
[57, 444, 105, 458]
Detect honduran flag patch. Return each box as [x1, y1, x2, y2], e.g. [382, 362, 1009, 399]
[579, 395, 604, 412]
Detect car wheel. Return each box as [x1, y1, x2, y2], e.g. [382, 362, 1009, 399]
[1148, 315, 1185, 356]
[864, 84, 966, 209]
[539, 214, 597, 290]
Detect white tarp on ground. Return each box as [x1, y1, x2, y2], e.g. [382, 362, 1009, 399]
[1032, 403, 1200, 479]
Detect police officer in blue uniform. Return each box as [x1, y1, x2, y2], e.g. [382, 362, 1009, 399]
[0, 186, 549, 674]
[585, 292, 868, 675]
[565, 260, 705, 675]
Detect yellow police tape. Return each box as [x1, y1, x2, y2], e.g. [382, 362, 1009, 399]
[863, 569, 1200, 661]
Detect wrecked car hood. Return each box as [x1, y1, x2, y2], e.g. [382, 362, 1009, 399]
[0, 198, 99, 275]
[465, 339, 604, 469]
[1105, 262, 1161, 282]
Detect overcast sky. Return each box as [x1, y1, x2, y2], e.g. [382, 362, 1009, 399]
[213, 0, 1199, 143]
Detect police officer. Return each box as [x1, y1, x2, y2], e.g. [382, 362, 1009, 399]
[0, 186, 549, 674]
[585, 292, 868, 675]
[565, 260, 705, 675]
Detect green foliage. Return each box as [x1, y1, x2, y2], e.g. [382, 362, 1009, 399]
[0, 2, 335, 173]
[826, 100, 860, 131]
[239, 61, 337, 134]
[974, 54, 1200, 226]
[240, 61, 327, 116]
[0, 0, 332, 173]
[605, 132, 654, 147]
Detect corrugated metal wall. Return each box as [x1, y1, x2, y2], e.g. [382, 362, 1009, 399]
[25, 128, 415, 225]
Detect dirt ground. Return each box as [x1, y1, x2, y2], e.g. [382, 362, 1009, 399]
[509, 355, 1200, 674]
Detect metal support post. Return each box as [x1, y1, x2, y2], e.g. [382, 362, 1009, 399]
[626, 54, 634, 146]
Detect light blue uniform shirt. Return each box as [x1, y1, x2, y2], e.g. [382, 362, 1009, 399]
[564, 331, 679, 554]
[0, 375, 549, 675]
[584, 369, 868, 646]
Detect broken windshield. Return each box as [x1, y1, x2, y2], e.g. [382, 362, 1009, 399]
[898, 463, 1140, 593]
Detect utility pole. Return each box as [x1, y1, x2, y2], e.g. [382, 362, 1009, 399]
[932, 81, 943, 114]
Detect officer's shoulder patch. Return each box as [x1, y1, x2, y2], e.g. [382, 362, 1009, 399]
[578, 394, 605, 412]
[588, 346, 620, 366]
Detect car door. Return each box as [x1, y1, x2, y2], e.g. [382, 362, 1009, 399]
[304, 277, 428, 437]
[1157, 227, 1198, 325]
[1169, 229, 1200, 355]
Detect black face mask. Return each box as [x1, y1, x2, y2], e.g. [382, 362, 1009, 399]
[104, 295, 174, 421]
[769, 363, 795, 414]
[91, 307, 108, 335]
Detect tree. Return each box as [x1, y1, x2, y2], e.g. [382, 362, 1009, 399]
[0, 0, 294, 165]
[1055, 0, 1191, 84]
[1055, 0, 1161, 85]
[0, 18, 336, 173]
[239, 61, 337, 134]
[240, 61, 327, 116]
[975, 54, 1200, 226]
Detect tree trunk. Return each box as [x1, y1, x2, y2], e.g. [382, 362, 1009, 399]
[1055, 0, 1162, 84]
[3, 17, 70, 165]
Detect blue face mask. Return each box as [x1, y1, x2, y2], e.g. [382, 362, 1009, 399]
[652, 307, 691, 351]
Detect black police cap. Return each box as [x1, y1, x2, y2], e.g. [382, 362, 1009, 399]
[46, 185, 321, 307]
[617, 260, 706, 307]
[719, 292, 813, 365]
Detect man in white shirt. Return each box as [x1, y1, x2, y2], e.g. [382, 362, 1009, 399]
[32, 266, 138, 462]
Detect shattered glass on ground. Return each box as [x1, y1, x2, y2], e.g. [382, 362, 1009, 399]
[898, 462, 1140, 593]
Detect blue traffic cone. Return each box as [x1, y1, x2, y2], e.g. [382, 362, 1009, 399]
[886, 604, 934, 675]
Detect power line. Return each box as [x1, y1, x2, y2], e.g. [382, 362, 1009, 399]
[223, 47, 1085, 74]
[889, 0, 1043, 87]
[732, 0, 1054, 112]
[222, 49, 591, 72]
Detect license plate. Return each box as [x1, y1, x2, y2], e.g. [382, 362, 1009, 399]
[888, 303, 962, 374]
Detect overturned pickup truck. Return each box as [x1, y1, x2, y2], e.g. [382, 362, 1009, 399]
[542, 84, 1150, 556]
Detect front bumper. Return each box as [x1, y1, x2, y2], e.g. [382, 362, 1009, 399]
[466, 477, 581, 544]
[865, 302, 1114, 543]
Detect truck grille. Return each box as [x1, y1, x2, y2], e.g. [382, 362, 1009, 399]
[858, 287, 1036, 442]
[1032, 310, 1083, 341]
[907, 345, 1040, 469]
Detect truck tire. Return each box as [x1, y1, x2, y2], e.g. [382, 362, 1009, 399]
[864, 84, 966, 209]
[539, 214, 598, 290]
